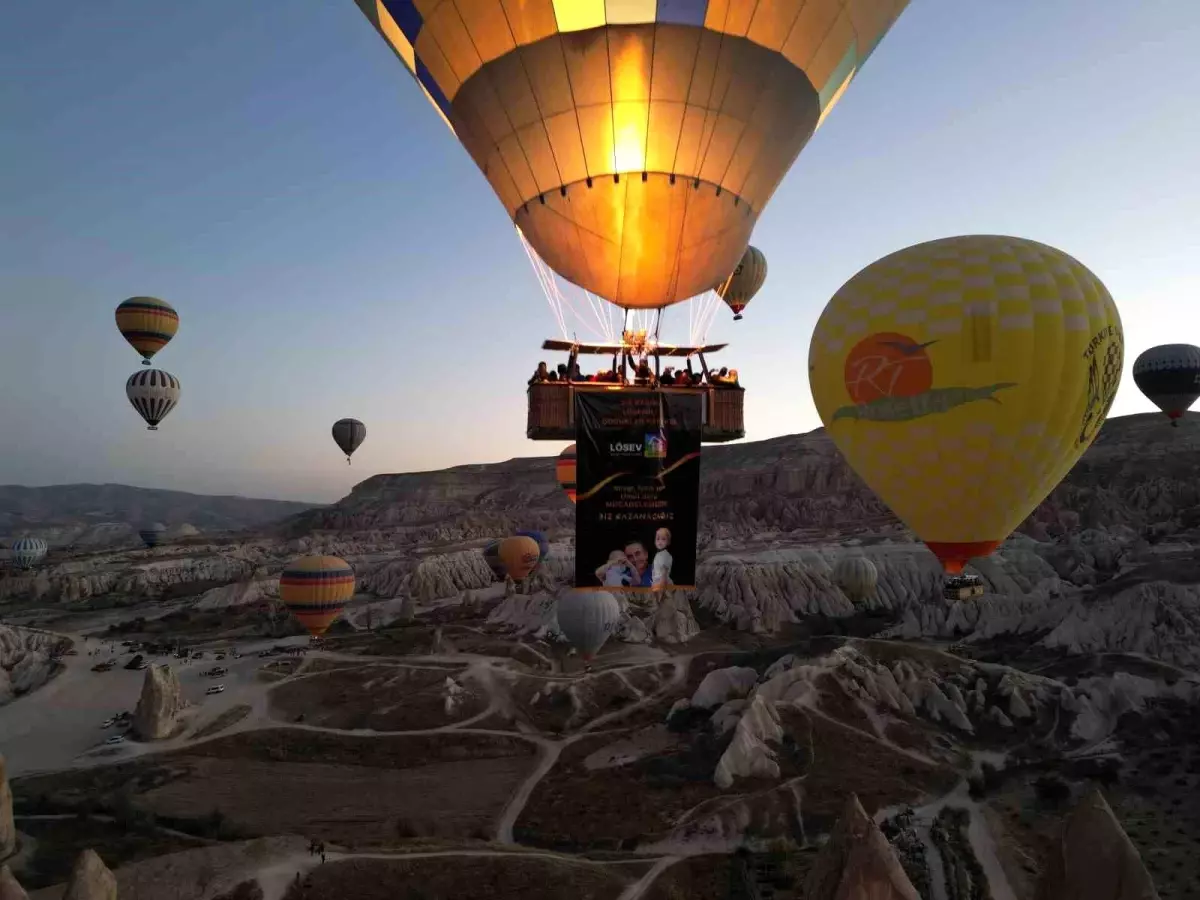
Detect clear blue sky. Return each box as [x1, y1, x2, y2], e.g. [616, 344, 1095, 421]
[3, 2, 1198, 503]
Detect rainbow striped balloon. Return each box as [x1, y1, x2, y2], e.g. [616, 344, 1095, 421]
[115, 296, 179, 363]
[278, 555, 355, 637]
[556, 444, 576, 504]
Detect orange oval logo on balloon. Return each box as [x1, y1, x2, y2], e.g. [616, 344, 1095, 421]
[843, 333, 936, 403]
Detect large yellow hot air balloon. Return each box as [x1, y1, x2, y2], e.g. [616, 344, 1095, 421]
[351, 1, 908, 309]
[278, 555, 356, 637]
[115, 297, 179, 364]
[809, 235, 1123, 575]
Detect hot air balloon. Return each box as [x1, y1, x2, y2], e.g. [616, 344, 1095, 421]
[809, 235, 1124, 578]
[481, 539, 506, 581]
[350, 2, 908, 310]
[332, 418, 367, 463]
[1132, 344, 1200, 427]
[556, 589, 622, 669]
[717, 245, 767, 321]
[556, 444, 577, 503]
[138, 523, 167, 549]
[126, 369, 180, 431]
[10, 537, 48, 570]
[832, 555, 877, 603]
[516, 529, 550, 571]
[115, 296, 179, 364]
[278, 555, 355, 638]
[498, 535, 541, 583]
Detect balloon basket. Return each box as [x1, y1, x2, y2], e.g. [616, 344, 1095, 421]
[733, 314, 743, 321]
[142, 359, 151, 366]
[147, 426, 158, 431]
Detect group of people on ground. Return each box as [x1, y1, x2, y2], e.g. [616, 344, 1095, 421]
[529, 360, 740, 389]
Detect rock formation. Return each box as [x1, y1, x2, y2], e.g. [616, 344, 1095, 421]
[0, 754, 14, 860]
[62, 849, 117, 900]
[0, 627, 68, 706]
[1036, 787, 1159, 900]
[803, 794, 920, 900]
[132, 665, 185, 741]
[0, 866, 28, 900]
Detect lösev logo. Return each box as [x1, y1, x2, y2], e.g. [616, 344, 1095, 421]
[609, 441, 643, 455]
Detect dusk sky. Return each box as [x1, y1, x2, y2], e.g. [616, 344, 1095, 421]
[3, 2, 1198, 503]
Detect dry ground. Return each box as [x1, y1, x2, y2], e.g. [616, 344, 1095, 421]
[268, 663, 487, 731]
[279, 854, 630, 900]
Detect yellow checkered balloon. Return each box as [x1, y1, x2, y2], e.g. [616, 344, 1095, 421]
[808, 235, 1123, 574]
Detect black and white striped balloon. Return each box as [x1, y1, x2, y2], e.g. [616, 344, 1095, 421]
[126, 368, 180, 431]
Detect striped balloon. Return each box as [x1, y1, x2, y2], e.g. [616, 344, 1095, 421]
[332, 418, 367, 464]
[278, 555, 355, 637]
[126, 369, 180, 430]
[556, 444, 576, 503]
[10, 537, 47, 570]
[717, 246, 767, 320]
[115, 296, 179, 364]
[138, 523, 167, 549]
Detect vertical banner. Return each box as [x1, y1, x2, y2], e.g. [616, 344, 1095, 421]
[575, 389, 703, 592]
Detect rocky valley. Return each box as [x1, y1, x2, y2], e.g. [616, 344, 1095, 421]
[0, 411, 1196, 899]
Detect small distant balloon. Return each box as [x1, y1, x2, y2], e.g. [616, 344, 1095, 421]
[1132, 344, 1200, 427]
[515, 530, 549, 572]
[556, 444, 577, 503]
[278, 555, 355, 638]
[126, 369, 180, 431]
[498, 535, 540, 583]
[10, 537, 48, 570]
[717, 246, 767, 321]
[115, 296, 179, 364]
[833, 556, 878, 603]
[138, 523, 167, 549]
[332, 418, 367, 464]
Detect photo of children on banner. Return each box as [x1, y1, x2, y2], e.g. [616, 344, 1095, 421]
[594, 528, 674, 589]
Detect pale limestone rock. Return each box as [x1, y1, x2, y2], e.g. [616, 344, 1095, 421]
[803, 794, 920, 900]
[0, 866, 28, 900]
[62, 849, 117, 900]
[1036, 787, 1159, 900]
[132, 665, 185, 741]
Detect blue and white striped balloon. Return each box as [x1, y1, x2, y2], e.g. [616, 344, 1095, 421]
[10, 536, 48, 570]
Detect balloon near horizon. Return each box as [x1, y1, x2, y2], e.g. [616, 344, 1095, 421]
[351, 0, 908, 309]
[809, 235, 1124, 576]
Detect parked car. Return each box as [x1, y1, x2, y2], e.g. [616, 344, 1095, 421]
[105, 735, 125, 745]
[206, 685, 225, 695]
[101, 718, 115, 728]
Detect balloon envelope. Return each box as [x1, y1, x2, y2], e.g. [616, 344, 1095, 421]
[498, 535, 541, 582]
[809, 235, 1123, 574]
[126, 369, 180, 430]
[718, 245, 767, 318]
[332, 418, 367, 461]
[556, 590, 622, 661]
[138, 523, 167, 549]
[516, 529, 549, 570]
[10, 537, 47, 570]
[833, 556, 877, 601]
[278, 555, 355, 638]
[1132, 344, 1200, 423]
[556, 444, 577, 503]
[351, 2, 908, 309]
[115, 296, 178, 363]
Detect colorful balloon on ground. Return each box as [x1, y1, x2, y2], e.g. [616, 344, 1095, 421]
[278, 555, 355, 637]
[350, 2, 908, 310]
[833, 556, 878, 602]
[10, 537, 48, 570]
[1132, 344, 1200, 427]
[809, 235, 1124, 575]
[498, 535, 541, 583]
[126, 369, 180, 431]
[718, 246, 767, 320]
[332, 418, 367, 464]
[556, 590, 622, 665]
[115, 296, 179, 364]
[556, 444, 577, 504]
[138, 523, 166, 549]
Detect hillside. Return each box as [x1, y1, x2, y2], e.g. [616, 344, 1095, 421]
[0, 483, 319, 548]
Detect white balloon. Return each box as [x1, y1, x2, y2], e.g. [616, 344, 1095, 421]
[556, 590, 622, 660]
[126, 368, 181, 431]
[833, 555, 878, 601]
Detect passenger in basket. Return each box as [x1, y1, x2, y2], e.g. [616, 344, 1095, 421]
[529, 361, 549, 384]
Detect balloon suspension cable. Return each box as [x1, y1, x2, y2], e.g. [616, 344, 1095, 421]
[517, 227, 614, 342]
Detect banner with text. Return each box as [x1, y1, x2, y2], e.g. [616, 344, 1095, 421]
[575, 389, 702, 592]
